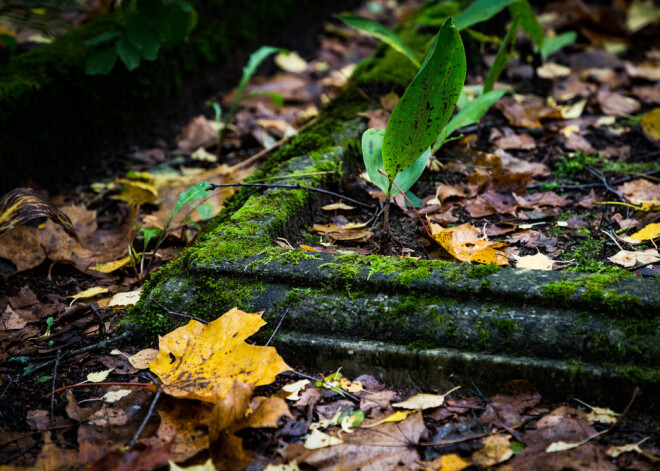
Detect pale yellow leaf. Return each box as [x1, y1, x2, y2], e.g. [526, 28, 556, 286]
[87, 368, 113, 383]
[169, 458, 216, 471]
[537, 62, 571, 79]
[263, 463, 300, 471]
[392, 386, 461, 410]
[129, 348, 159, 370]
[516, 253, 554, 270]
[630, 223, 660, 241]
[102, 389, 132, 403]
[68, 287, 109, 305]
[107, 289, 142, 309]
[322, 202, 355, 211]
[90, 255, 133, 273]
[275, 51, 307, 73]
[609, 249, 660, 267]
[304, 429, 343, 450]
[546, 441, 581, 452]
[282, 379, 310, 400]
[641, 108, 660, 142]
[586, 406, 619, 424]
[361, 410, 412, 428]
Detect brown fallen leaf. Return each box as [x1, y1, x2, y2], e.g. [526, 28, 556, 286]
[209, 381, 255, 471]
[149, 308, 291, 402]
[597, 89, 641, 116]
[284, 412, 426, 471]
[617, 179, 660, 203]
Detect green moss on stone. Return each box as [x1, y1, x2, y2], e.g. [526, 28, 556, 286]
[466, 264, 501, 279]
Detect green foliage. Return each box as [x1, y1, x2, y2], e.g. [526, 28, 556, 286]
[361, 129, 430, 196]
[541, 31, 577, 58]
[0, 34, 18, 52]
[483, 13, 519, 93]
[85, 0, 197, 75]
[335, 13, 420, 67]
[433, 89, 508, 153]
[453, 0, 519, 31]
[381, 18, 466, 191]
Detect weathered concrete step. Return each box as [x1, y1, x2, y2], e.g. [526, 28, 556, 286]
[272, 333, 657, 410]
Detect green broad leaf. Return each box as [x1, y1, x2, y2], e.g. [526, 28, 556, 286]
[115, 36, 141, 71]
[0, 34, 18, 52]
[36, 375, 53, 384]
[154, 2, 197, 45]
[456, 84, 484, 109]
[509, 0, 543, 47]
[381, 18, 465, 188]
[85, 47, 118, 75]
[362, 129, 431, 196]
[170, 0, 193, 12]
[84, 30, 121, 47]
[140, 227, 161, 248]
[165, 181, 212, 228]
[453, 0, 519, 31]
[237, 46, 281, 98]
[434, 89, 507, 152]
[540, 31, 577, 58]
[483, 14, 519, 93]
[335, 13, 420, 67]
[246, 90, 284, 107]
[126, 16, 160, 60]
[404, 190, 423, 209]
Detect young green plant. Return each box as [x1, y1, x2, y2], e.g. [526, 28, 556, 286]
[361, 18, 466, 240]
[144, 180, 212, 274]
[212, 46, 286, 157]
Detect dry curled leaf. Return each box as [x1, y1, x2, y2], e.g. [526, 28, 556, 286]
[430, 222, 509, 265]
[0, 187, 79, 241]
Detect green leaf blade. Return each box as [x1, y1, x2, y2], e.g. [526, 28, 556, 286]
[165, 181, 212, 229]
[361, 129, 430, 196]
[509, 0, 544, 47]
[453, 0, 519, 31]
[85, 47, 118, 75]
[335, 13, 420, 67]
[540, 31, 577, 58]
[115, 36, 141, 71]
[483, 15, 519, 93]
[382, 18, 466, 183]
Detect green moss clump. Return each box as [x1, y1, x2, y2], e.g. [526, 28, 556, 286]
[406, 339, 435, 351]
[541, 281, 579, 301]
[250, 247, 322, 268]
[466, 264, 501, 279]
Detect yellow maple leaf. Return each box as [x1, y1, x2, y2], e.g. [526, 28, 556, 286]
[430, 222, 509, 265]
[630, 222, 660, 241]
[149, 307, 291, 402]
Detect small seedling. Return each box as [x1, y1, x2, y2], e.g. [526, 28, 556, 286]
[144, 180, 212, 274]
[361, 18, 466, 243]
[209, 46, 286, 156]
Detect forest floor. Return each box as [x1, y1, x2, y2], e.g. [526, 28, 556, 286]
[1, 0, 660, 469]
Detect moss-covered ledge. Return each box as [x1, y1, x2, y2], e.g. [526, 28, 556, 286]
[0, 0, 356, 192]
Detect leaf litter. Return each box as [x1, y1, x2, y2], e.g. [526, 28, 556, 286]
[1, 0, 660, 468]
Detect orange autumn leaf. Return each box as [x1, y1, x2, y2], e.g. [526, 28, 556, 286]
[149, 307, 291, 402]
[430, 222, 509, 266]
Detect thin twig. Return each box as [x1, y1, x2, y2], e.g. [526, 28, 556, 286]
[288, 370, 360, 403]
[586, 166, 626, 203]
[22, 331, 131, 377]
[50, 349, 61, 427]
[128, 382, 163, 449]
[206, 182, 374, 209]
[378, 169, 432, 238]
[153, 300, 208, 324]
[89, 303, 106, 339]
[54, 381, 154, 395]
[265, 301, 294, 347]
